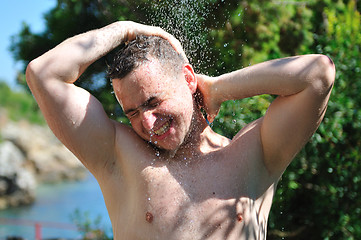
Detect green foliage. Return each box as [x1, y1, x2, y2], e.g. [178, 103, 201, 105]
[206, 0, 315, 76]
[8, 0, 361, 239]
[212, 95, 272, 138]
[269, 1, 361, 239]
[10, 0, 139, 119]
[70, 209, 113, 240]
[0, 80, 44, 124]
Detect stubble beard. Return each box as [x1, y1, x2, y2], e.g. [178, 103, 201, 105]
[165, 106, 201, 159]
[150, 100, 202, 160]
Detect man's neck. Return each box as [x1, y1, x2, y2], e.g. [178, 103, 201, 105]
[164, 108, 216, 161]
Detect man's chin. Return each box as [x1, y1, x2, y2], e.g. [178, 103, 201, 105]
[148, 140, 182, 156]
[148, 140, 172, 150]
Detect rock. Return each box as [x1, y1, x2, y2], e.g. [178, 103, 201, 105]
[0, 141, 36, 209]
[1, 121, 86, 183]
[0, 120, 87, 209]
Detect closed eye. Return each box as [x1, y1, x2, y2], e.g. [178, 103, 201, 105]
[144, 97, 162, 110]
[149, 100, 160, 108]
[125, 96, 162, 119]
[127, 110, 139, 118]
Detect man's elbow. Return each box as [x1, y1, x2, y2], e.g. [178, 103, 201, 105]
[26, 58, 48, 90]
[25, 60, 38, 89]
[312, 54, 336, 94]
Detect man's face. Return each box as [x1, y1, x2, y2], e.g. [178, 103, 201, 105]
[113, 59, 196, 151]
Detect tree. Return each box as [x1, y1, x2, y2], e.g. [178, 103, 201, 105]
[10, 0, 361, 239]
[10, 0, 139, 118]
[269, 1, 361, 239]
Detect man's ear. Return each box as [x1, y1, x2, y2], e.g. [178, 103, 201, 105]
[183, 64, 197, 94]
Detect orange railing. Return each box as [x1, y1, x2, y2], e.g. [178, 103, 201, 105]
[0, 218, 78, 240]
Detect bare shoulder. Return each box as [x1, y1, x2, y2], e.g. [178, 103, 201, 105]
[114, 121, 148, 148]
[95, 121, 145, 179]
[232, 117, 263, 144]
[112, 121, 154, 164]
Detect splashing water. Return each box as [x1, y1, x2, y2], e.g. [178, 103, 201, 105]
[143, 0, 216, 72]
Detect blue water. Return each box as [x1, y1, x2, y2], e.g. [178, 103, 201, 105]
[0, 173, 112, 240]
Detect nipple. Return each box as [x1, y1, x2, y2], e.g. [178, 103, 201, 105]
[146, 211, 154, 223]
[237, 213, 243, 222]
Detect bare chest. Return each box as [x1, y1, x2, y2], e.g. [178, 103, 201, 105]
[131, 158, 271, 240]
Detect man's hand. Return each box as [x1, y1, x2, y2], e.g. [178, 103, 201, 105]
[125, 21, 187, 62]
[196, 74, 221, 123]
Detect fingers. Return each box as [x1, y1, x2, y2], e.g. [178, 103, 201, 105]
[208, 115, 216, 124]
[195, 84, 217, 124]
[206, 107, 219, 124]
[152, 27, 188, 62]
[128, 22, 187, 61]
[195, 88, 204, 109]
[195, 74, 221, 124]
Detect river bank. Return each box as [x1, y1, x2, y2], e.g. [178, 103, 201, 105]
[0, 111, 87, 210]
[0, 110, 111, 239]
[0, 173, 111, 239]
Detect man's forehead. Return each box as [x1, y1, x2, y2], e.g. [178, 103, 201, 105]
[136, 59, 175, 80]
[113, 58, 182, 106]
[124, 92, 167, 114]
[123, 63, 179, 89]
[114, 76, 167, 108]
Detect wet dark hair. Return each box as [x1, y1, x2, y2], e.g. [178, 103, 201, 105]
[107, 35, 187, 80]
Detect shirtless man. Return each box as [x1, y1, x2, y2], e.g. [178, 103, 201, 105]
[26, 21, 335, 239]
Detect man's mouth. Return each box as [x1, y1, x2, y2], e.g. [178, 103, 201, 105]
[153, 119, 171, 136]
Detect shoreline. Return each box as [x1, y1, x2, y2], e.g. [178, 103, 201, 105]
[0, 119, 87, 210]
[0, 173, 111, 239]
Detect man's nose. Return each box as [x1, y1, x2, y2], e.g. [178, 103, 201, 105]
[141, 110, 157, 131]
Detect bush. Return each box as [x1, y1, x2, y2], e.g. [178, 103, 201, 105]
[70, 209, 113, 240]
[269, 1, 361, 239]
[0, 81, 44, 124]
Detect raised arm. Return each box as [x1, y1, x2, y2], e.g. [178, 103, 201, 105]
[26, 21, 185, 173]
[198, 54, 335, 177]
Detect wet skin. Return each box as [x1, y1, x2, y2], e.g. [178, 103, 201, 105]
[102, 59, 275, 239]
[113, 59, 195, 151]
[25, 20, 334, 240]
[98, 117, 274, 240]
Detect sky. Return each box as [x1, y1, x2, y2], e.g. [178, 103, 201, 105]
[0, 0, 56, 89]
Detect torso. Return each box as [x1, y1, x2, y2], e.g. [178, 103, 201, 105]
[96, 119, 277, 240]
